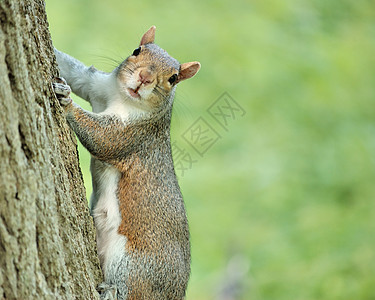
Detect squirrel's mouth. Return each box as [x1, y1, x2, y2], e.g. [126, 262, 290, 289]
[127, 87, 141, 99]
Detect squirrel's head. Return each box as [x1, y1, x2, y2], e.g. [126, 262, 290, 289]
[116, 26, 200, 117]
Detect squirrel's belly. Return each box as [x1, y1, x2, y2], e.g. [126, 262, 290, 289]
[91, 163, 126, 277]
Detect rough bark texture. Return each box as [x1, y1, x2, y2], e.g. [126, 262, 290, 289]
[0, 1, 102, 299]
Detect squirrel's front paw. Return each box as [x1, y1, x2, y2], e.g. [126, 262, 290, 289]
[97, 282, 118, 300]
[53, 77, 72, 107]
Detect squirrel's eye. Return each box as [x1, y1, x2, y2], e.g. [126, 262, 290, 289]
[168, 74, 178, 85]
[132, 47, 141, 56]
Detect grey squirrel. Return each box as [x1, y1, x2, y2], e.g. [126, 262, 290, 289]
[53, 26, 200, 300]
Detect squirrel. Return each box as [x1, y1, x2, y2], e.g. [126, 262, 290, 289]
[53, 26, 200, 300]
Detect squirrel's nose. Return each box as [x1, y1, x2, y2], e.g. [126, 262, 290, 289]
[138, 69, 154, 86]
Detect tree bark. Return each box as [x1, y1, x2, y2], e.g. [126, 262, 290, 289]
[0, 1, 102, 299]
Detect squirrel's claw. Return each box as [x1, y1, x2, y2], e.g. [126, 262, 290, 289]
[52, 77, 72, 107]
[97, 282, 118, 300]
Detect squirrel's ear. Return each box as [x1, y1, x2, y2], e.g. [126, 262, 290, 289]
[140, 26, 156, 46]
[177, 62, 201, 83]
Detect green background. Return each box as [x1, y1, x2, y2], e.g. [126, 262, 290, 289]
[47, 1, 375, 299]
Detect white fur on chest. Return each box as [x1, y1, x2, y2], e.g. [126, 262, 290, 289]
[101, 96, 142, 120]
[89, 72, 145, 120]
[91, 164, 126, 277]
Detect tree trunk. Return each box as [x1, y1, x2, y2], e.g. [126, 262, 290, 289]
[0, 1, 102, 299]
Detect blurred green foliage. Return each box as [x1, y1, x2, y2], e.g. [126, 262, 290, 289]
[47, 0, 375, 299]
